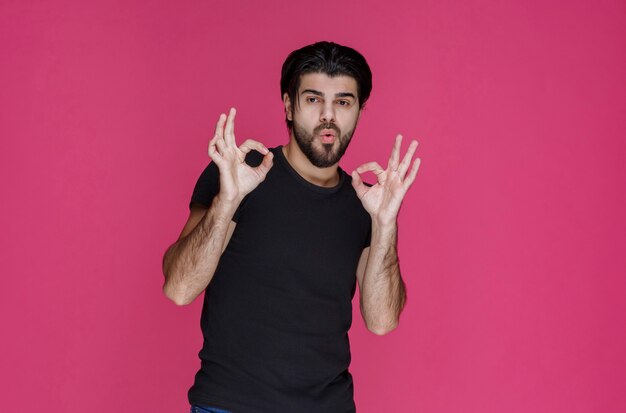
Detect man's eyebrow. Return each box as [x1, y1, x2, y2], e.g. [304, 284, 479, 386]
[301, 89, 356, 99]
[335, 92, 356, 99]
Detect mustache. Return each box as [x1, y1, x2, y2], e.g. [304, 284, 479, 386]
[314, 123, 340, 135]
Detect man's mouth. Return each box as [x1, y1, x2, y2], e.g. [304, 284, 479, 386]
[320, 129, 336, 144]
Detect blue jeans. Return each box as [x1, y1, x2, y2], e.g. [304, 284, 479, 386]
[190, 405, 231, 413]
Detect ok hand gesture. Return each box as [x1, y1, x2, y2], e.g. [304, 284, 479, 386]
[351, 134, 421, 225]
[208, 108, 274, 203]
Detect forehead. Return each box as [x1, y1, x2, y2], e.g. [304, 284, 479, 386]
[298, 72, 358, 96]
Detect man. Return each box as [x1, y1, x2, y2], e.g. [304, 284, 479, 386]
[162, 41, 420, 413]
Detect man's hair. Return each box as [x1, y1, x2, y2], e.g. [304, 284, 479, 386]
[280, 41, 373, 130]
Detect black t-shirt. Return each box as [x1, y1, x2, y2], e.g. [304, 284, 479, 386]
[187, 146, 371, 413]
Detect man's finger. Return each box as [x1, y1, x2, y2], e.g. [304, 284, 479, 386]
[213, 113, 226, 142]
[239, 139, 269, 155]
[387, 134, 402, 171]
[351, 170, 368, 199]
[215, 135, 227, 155]
[208, 136, 223, 162]
[403, 158, 421, 190]
[256, 152, 274, 178]
[207, 134, 218, 157]
[356, 161, 385, 175]
[398, 140, 419, 179]
[224, 107, 237, 146]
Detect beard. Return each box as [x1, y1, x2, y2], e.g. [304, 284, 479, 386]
[292, 120, 357, 168]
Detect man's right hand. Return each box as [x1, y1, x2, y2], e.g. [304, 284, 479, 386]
[208, 107, 274, 203]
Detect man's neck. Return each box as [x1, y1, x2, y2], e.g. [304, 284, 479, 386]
[282, 139, 340, 188]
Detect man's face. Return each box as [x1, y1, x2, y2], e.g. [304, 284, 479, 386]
[285, 72, 361, 168]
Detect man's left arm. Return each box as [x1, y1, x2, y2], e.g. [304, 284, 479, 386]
[351, 134, 421, 335]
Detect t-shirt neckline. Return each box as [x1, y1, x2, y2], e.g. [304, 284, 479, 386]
[274, 145, 345, 194]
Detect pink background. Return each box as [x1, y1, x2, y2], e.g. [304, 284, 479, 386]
[2, 0, 625, 412]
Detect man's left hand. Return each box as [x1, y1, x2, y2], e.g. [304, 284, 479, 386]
[351, 134, 421, 225]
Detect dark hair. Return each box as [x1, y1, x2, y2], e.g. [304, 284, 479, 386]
[280, 41, 372, 130]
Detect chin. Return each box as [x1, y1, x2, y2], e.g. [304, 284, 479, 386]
[309, 145, 343, 168]
[292, 122, 353, 168]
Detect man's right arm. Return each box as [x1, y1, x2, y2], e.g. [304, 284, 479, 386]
[162, 197, 237, 306]
[161, 107, 273, 306]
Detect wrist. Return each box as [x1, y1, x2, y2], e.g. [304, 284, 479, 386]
[371, 214, 398, 229]
[371, 217, 398, 238]
[213, 193, 241, 216]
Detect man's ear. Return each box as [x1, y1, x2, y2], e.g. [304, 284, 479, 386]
[283, 93, 293, 121]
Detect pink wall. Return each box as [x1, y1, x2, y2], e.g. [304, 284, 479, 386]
[2, 0, 625, 411]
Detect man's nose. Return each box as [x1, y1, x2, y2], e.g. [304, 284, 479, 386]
[320, 102, 336, 123]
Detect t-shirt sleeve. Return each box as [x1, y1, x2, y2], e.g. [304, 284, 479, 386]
[189, 161, 220, 209]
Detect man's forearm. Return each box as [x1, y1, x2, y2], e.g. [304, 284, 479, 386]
[162, 195, 238, 305]
[360, 220, 406, 334]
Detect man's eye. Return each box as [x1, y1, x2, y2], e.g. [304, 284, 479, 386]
[337, 100, 349, 106]
[307, 97, 319, 103]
